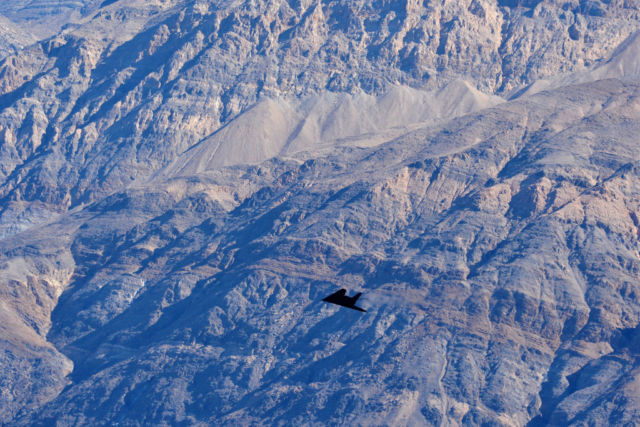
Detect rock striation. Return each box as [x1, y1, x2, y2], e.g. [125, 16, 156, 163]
[0, 0, 639, 225]
[0, 0, 640, 425]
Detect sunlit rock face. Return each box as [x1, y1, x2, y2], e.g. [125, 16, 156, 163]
[1, 0, 640, 425]
[1, 0, 638, 215]
[0, 0, 99, 40]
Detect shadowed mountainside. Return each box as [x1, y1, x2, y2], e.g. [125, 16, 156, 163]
[2, 77, 640, 424]
[1, 0, 640, 424]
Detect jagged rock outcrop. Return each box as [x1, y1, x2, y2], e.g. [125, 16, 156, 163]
[1, 76, 640, 424]
[0, 0, 639, 227]
[0, 0, 99, 40]
[0, 14, 36, 59]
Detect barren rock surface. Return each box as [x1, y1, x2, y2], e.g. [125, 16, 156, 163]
[0, 14, 36, 59]
[0, 0, 639, 219]
[0, 0, 640, 425]
[0, 0, 101, 40]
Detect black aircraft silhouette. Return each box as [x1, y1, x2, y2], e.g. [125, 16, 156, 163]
[322, 289, 366, 312]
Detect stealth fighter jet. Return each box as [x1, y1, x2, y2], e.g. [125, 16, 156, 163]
[322, 289, 366, 312]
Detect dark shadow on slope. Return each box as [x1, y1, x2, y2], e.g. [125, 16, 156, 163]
[0, 71, 46, 111]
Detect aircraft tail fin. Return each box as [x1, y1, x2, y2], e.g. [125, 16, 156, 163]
[351, 292, 362, 303]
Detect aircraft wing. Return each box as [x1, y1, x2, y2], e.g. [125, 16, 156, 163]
[322, 289, 366, 312]
[322, 289, 347, 302]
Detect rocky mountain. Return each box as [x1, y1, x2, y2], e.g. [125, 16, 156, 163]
[1, 0, 640, 425]
[0, 0, 99, 40]
[1, 0, 639, 223]
[0, 14, 36, 59]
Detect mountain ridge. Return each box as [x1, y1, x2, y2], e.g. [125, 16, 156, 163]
[1, 0, 639, 225]
[2, 76, 640, 424]
[1, 0, 640, 425]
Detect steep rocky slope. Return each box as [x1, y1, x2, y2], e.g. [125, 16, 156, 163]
[2, 77, 640, 424]
[1, 0, 640, 425]
[0, 0, 100, 40]
[0, 14, 36, 59]
[1, 0, 639, 232]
